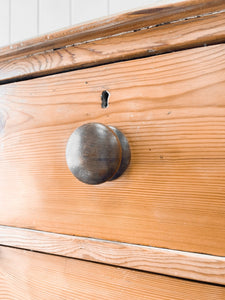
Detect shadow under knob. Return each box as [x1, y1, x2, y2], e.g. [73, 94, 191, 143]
[66, 123, 131, 185]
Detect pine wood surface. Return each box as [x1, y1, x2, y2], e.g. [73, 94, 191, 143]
[0, 246, 225, 300]
[0, 0, 224, 83]
[0, 44, 225, 256]
[0, 225, 225, 285]
[0, 0, 224, 59]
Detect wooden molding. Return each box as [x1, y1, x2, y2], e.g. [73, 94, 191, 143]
[0, 0, 224, 58]
[0, 0, 225, 83]
[0, 225, 224, 285]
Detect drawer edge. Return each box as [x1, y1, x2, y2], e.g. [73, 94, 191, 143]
[0, 225, 224, 285]
[0, 1, 225, 84]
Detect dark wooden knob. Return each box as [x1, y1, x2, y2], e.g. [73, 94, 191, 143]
[66, 123, 131, 184]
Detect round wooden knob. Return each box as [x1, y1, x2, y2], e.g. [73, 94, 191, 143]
[66, 123, 131, 184]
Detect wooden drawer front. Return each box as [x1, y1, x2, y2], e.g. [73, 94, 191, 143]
[0, 44, 225, 256]
[0, 246, 224, 300]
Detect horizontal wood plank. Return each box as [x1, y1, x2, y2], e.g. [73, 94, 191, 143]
[1, 246, 225, 299]
[1, 0, 224, 58]
[0, 226, 225, 285]
[0, 44, 225, 256]
[0, 10, 225, 84]
[0, 0, 225, 83]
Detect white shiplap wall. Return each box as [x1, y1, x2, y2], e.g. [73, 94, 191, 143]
[0, 0, 183, 47]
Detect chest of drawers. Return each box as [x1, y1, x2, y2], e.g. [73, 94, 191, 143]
[0, 0, 225, 298]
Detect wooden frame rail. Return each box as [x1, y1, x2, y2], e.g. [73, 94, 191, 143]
[0, 226, 224, 285]
[0, 0, 225, 83]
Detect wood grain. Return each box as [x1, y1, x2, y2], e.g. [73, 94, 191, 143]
[0, 0, 225, 83]
[0, 10, 225, 84]
[0, 246, 225, 300]
[1, 0, 224, 59]
[0, 44, 225, 256]
[1, 226, 225, 285]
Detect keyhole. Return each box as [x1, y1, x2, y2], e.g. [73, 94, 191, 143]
[101, 90, 110, 108]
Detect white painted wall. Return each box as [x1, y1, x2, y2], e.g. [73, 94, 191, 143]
[0, 0, 184, 47]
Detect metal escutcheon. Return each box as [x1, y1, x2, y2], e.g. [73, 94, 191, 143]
[66, 123, 131, 185]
